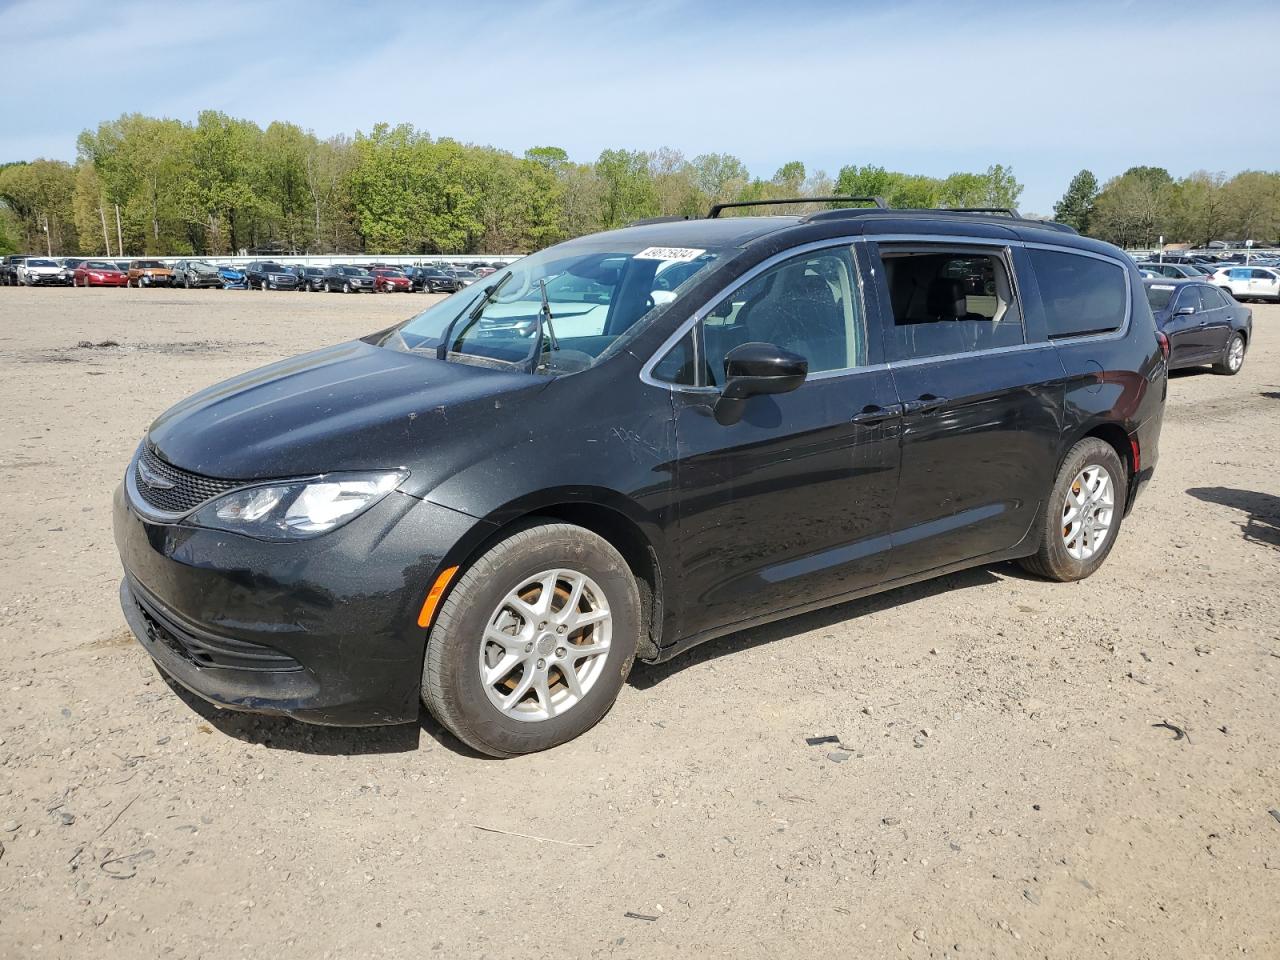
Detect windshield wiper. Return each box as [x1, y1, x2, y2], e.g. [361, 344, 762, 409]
[532, 280, 563, 373]
[437, 271, 512, 361]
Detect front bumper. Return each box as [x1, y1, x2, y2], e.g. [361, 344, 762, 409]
[113, 482, 492, 725]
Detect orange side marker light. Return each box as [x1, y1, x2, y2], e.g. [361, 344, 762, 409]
[417, 565, 459, 628]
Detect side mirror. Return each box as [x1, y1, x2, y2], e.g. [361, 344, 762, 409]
[714, 342, 808, 426]
[1175, 305, 1196, 316]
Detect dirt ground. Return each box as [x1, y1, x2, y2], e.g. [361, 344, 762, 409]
[0, 285, 1277, 960]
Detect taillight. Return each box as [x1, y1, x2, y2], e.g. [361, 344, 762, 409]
[1156, 330, 1170, 361]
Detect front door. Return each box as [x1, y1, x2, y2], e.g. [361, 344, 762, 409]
[658, 243, 903, 642]
[868, 241, 1064, 579]
[1249, 268, 1280, 299]
[1163, 286, 1208, 364]
[1190, 285, 1233, 358]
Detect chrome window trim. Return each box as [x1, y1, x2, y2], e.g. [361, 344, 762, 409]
[887, 340, 1055, 370]
[639, 233, 1138, 388]
[639, 236, 870, 392]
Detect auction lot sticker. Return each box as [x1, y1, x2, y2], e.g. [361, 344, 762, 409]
[634, 246, 705, 262]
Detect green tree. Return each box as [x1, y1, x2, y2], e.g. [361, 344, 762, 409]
[595, 149, 658, 228]
[1053, 169, 1099, 232]
[0, 159, 78, 254]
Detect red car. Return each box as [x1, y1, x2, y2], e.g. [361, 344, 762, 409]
[73, 260, 130, 287]
[371, 268, 413, 293]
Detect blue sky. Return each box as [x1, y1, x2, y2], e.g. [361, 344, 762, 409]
[2, 0, 1278, 213]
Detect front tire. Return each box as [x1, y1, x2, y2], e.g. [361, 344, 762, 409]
[422, 522, 641, 757]
[1017, 437, 1126, 582]
[1215, 333, 1246, 375]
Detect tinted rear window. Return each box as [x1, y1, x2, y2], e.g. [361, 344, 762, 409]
[1029, 249, 1128, 339]
[1144, 284, 1177, 310]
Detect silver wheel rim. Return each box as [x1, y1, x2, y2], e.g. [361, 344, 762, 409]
[478, 568, 612, 723]
[1228, 336, 1244, 371]
[1062, 464, 1114, 561]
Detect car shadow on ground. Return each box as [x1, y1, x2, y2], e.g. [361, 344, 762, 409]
[156, 561, 1032, 756]
[629, 563, 1013, 689]
[1261, 391, 1280, 400]
[156, 666, 493, 759]
[1186, 486, 1280, 550]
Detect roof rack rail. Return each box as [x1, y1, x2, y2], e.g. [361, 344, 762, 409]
[707, 196, 887, 218]
[939, 206, 1022, 218]
[626, 215, 690, 227]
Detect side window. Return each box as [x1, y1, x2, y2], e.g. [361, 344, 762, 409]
[880, 247, 1024, 361]
[1028, 248, 1127, 339]
[1198, 286, 1224, 310]
[649, 328, 698, 386]
[1252, 269, 1275, 281]
[1230, 268, 1249, 280]
[1172, 287, 1197, 312]
[701, 247, 864, 385]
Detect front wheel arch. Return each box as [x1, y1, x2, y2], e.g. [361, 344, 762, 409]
[425, 500, 665, 663]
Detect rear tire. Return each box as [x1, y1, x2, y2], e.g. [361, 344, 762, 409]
[1214, 333, 1245, 375]
[422, 521, 640, 757]
[1017, 437, 1126, 582]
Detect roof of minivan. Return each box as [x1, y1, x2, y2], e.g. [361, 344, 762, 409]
[594, 210, 1125, 260]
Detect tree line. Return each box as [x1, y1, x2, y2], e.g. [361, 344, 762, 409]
[0, 111, 1024, 258]
[5, 111, 1274, 258]
[1052, 166, 1280, 249]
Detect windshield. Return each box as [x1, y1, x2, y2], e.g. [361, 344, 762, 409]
[190, 260, 215, 271]
[85, 261, 116, 270]
[388, 235, 729, 376]
[378, 270, 407, 278]
[1145, 284, 1177, 310]
[28, 259, 56, 267]
[342, 266, 369, 276]
[262, 263, 286, 272]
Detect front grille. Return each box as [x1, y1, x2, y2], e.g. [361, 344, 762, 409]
[132, 584, 302, 673]
[134, 446, 240, 515]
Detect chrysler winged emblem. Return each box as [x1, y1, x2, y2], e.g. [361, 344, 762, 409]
[137, 459, 175, 490]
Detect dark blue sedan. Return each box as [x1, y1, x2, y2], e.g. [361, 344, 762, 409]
[1144, 279, 1251, 375]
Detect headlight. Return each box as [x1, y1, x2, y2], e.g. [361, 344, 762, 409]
[189, 471, 407, 540]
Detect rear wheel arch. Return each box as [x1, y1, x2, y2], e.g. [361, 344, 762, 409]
[1079, 422, 1133, 482]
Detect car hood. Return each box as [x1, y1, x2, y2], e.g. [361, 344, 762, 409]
[147, 339, 546, 488]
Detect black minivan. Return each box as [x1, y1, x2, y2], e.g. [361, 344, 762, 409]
[114, 203, 1166, 756]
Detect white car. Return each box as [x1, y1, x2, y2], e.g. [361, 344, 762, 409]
[1211, 265, 1280, 301]
[16, 257, 69, 286]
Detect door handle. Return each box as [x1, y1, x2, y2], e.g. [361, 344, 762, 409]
[851, 403, 904, 425]
[902, 394, 948, 415]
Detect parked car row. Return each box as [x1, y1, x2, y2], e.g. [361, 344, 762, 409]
[1137, 257, 1280, 302]
[0, 255, 504, 292]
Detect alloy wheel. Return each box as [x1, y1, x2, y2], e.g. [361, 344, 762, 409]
[1061, 464, 1114, 561]
[478, 568, 612, 723]
[1228, 336, 1245, 372]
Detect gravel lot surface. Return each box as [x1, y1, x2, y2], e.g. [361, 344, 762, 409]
[0, 286, 1278, 959]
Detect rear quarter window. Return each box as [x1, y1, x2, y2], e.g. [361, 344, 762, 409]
[1028, 249, 1128, 339]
